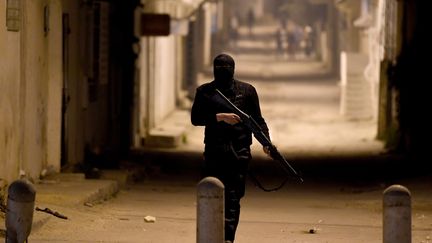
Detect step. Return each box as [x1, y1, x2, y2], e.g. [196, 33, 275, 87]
[145, 110, 190, 148]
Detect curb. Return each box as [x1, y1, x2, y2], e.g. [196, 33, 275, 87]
[30, 174, 119, 234]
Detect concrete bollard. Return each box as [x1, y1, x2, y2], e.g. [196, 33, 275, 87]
[383, 184, 411, 243]
[6, 179, 36, 243]
[197, 177, 224, 243]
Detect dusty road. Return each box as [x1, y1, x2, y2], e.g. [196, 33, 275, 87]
[28, 22, 432, 243]
[28, 172, 432, 243]
[29, 75, 432, 243]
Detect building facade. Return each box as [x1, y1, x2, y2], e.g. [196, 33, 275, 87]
[1, 0, 216, 186]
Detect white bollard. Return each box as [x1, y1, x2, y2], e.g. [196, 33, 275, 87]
[383, 184, 411, 243]
[197, 177, 224, 243]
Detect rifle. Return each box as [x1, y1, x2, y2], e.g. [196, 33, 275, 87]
[213, 89, 303, 183]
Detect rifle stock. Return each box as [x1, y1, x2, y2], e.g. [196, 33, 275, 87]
[214, 89, 303, 183]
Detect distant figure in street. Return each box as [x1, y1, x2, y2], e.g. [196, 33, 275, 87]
[275, 26, 286, 59]
[247, 8, 255, 37]
[191, 54, 271, 243]
[303, 25, 314, 57]
[286, 30, 296, 59]
[230, 14, 239, 48]
[286, 20, 299, 59]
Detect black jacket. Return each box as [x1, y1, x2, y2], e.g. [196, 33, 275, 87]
[191, 79, 269, 149]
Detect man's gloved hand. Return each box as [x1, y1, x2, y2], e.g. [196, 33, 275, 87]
[216, 113, 242, 125]
[263, 146, 271, 156]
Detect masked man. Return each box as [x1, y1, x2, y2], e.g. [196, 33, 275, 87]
[191, 54, 270, 243]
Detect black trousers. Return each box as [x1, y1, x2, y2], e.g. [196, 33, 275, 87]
[203, 145, 251, 242]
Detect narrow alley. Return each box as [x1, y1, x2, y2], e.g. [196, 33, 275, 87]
[1, 1, 431, 243]
[27, 16, 432, 243]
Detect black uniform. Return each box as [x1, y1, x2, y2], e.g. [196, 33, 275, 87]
[191, 54, 269, 242]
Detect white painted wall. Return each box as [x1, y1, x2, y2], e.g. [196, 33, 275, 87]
[202, 3, 212, 67]
[0, 1, 22, 183]
[136, 0, 191, 144]
[46, 0, 63, 172]
[22, 0, 63, 179]
[0, 0, 63, 182]
[22, 0, 47, 179]
[153, 36, 177, 125]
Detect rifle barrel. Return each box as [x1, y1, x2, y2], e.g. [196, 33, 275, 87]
[214, 89, 303, 183]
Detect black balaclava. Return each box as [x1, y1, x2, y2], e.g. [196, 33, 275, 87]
[213, 54, 235, 89]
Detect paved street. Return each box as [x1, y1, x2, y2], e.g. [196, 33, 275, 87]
[27, 22, 432, 243]
[28, 173, 432, 243]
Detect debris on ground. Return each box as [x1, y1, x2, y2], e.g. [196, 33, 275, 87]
[308, 219, 323, 234]
[144, 215, 156, 223]
[36, 207, 68, 220]
[84, 202, 94, 207]
[309, 227, 318, 234]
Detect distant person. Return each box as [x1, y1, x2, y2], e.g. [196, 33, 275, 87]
[247, 8, 255, 37]
[275, 27, 286, 59]
[230, 14, 239, 48]
[191, 54, 271, 243]
[303, 25, 314, 57]
[286, 21, 299, 59]
[286, 30, 296, 59]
